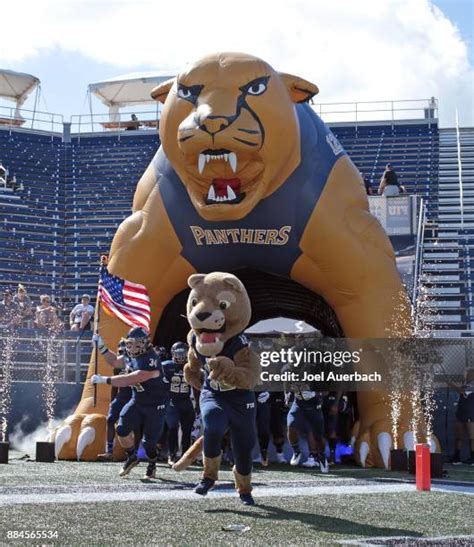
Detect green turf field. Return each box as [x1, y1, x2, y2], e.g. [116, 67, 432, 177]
[1, 455, 473, 546]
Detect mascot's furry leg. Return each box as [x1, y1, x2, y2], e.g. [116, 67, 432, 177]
[233, 467, 252, 496]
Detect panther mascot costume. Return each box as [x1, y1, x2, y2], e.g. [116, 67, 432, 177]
[52, 51, 432, 468]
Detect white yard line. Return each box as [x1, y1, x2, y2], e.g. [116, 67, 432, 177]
[0, 483, 418, 507]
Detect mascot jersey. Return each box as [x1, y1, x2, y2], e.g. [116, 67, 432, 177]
[161, 360, 191, 402]
[190, 333, 251, 397]
[128, 349, 169, 405]
[155, 105, 346, 276]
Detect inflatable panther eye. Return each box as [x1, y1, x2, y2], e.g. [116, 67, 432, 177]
[241, 76, 269, 97]
[177, 84, 203, 104]
[219, 300, 231, 310]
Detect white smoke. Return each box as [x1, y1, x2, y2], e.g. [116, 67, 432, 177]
[9, 410, 74, 455]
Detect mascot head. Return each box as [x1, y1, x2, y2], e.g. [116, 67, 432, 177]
[186, 271, 251, 357]
[152, 52, 318, 221]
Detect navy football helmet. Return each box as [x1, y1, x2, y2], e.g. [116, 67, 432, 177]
[171, 341, 188, 365]
[125, 327, 150, 357]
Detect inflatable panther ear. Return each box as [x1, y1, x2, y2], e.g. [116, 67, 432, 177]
[151, 77, 175, 103]
[279, 73, 319, 103]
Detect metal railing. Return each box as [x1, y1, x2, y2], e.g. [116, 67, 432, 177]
[0, 105, 63, 137]
[412, 198, 427, 315]
[70, 107, 161, 135]
[0, 98, 439, 137]
[311, 98, 438, 129]
[0, 330, 92, 384]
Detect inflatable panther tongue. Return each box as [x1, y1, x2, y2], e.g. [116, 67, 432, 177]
[52, 51, 437, 467]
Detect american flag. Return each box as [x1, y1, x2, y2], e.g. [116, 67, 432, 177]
[98, 265, 151, 332]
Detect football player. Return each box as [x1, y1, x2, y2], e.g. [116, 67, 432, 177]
[96, 338, 132, 461]
[269, 391, 288, 463]
[286, 383, 329, 473]
[92, 327, 170, 480]
[162, 342, 196, 465]
[256, 391, 271, 466]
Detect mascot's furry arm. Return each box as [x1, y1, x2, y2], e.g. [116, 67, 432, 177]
[183, 330, 204, 390]
[207, 345, 261, 390]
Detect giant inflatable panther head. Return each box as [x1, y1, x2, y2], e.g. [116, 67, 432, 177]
[139, 52, 317, 221]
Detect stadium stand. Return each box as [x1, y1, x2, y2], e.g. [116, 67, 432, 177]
[63, 132, 158, 305]
[418, 127, 474, 336]
[0, 117, 443, 331]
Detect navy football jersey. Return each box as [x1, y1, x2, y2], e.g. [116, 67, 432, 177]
[128, 348, 169, 405]
[162, 359, 191, 401]
[191, 333, 251, 395]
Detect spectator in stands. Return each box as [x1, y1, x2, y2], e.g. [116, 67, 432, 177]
[35, 294, 62, 331]
[9, 176, 17, 192]
[126, 114, 140, 131]
[361, 173, 373, 195]
[69, 294, 94, 331]
[0, 289, 20, 329]
[13, 284, 33, 327]
[378, 163, 400, 196]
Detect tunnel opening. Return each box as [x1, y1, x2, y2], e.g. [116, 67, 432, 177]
[153, 268, 343, 348]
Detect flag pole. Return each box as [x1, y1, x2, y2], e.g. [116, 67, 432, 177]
[93, 254, 108, 407]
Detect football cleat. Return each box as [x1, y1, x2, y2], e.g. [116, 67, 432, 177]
[119, 454, 139, 477]
[302, 455, 318, 468]
[319, 456, 329, 474]
[143, 462, 156, 480]
[96, 452, 114, 462]
[290, 451, 302, 466]
[328, 450, 336, 465]
[239, 493, 256, 506]
[194, 477, 215, 496]
[276, 452, 287, 464]
[261, 457, 269, 467]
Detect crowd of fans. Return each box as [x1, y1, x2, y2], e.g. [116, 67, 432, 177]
[0, 284, 93, 333]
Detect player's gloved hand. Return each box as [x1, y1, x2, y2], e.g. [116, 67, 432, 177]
[257, 391, 270, 404]
[91, 374, 109, 384]
[92, 334, 108, 354]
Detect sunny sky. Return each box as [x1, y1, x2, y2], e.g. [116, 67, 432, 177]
[0, 0, 472, 127]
